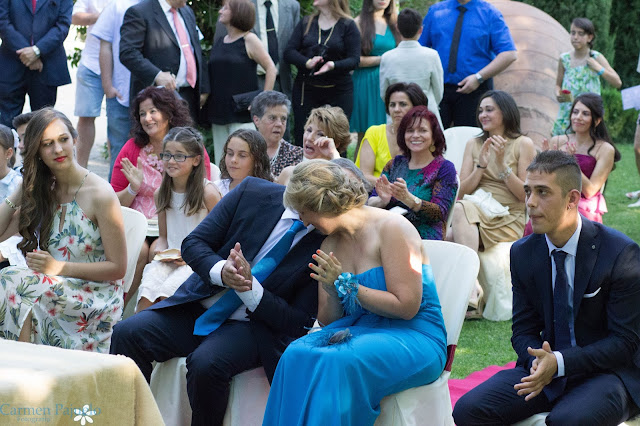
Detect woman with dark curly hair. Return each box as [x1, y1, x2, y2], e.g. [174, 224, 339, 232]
[368, 106, 457, 240]
[110, 86, 212, 306]
[0, 108, 126, 352]
[214, 129, 273, 195]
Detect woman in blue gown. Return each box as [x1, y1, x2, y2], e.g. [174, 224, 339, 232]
[263, 160, 447, 426]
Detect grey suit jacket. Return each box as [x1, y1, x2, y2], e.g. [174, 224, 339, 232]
[213, 0, 300, 99]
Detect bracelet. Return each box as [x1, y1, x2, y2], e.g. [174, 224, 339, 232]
[597, 67, 605, 76]
[334, 272, 361, 315]
[498, 166, 513, 181]
[127, 184, 139, 196]
[4, 197, 18, 210]
[476, 164, 487, 169]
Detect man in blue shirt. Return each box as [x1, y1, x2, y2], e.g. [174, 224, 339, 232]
[419, 0, 517, 128]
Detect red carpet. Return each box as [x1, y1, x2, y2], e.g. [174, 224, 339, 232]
[449, 361, 516, 408]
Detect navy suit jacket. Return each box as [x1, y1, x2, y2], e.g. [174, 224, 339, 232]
[510, 218, 640, 406]
[152, 177, 325, 380]
[119, 0, 209, 108]
[0, 0, 72, 94]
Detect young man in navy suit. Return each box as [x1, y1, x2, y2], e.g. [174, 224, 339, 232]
[454, 150, 640, 425]
[110, 177, 324, 426]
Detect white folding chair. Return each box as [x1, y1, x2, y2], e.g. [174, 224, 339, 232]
[120, 206, 148, 294]
[443, 126, 482, 174]
[210, 162, 221, 181]
[375, 240, 480, 426]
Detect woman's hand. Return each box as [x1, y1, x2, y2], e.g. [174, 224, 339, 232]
[314, 61, 335, 76]
[306, 56, 324, 70]
[309, 250, 342, 296]
[478, 138, 491, 168]
[313, 137, 340, 159]
[390, 177, 413, 207]
[374, 175, 393, 205]
[489, 135, 508, 168]
[121, 157, 144, 192]
[26, 250, 65, 275]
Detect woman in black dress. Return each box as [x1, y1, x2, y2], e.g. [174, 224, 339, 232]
[284, 0, 360, 147]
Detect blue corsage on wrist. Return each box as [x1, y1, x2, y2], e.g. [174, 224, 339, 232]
[334, 273, 361, 315]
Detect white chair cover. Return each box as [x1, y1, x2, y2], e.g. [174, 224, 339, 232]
[478, 241, 514, 321]
[120, 206, 148, 293]
[443, 126, 482, 174]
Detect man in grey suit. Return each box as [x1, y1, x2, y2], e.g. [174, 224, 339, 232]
[214, 0, 299, 102]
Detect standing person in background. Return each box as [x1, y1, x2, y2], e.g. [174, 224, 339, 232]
[418, 0, 517, 129]
[204, 0, 276, 164]
[119, 0, 210, 123]
[284, 0, 360, 146]
[92, 0, 142, 178]
[72, 0, 110, 168]
[628, 52, 640, 206]
[0, 0, 73, 128]
[250, 91, 303, 178]
[350, 0, 398, 145]
[12, 112, 36, 169]
[552, 17, 621, 136]
[213, 0, 300, 103]
[380, 8, 443, 128]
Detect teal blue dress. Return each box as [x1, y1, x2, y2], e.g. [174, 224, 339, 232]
[263, 265, 447, 426]
[350, 27, 396, 132]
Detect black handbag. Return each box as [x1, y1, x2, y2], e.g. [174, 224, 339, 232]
[231, 89, 262, 113]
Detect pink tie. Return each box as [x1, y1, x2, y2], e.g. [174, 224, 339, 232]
[171, 8, 197, 89]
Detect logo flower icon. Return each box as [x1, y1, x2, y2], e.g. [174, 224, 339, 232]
[73, 405, 96, 425]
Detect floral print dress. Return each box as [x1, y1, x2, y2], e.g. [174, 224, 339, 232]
[0, 195, 123, 353]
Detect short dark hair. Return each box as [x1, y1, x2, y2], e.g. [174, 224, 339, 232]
[571, 17, 595, 48]
[397, 106, 446, 159]
[12, 111, 36, 130]
[131, 86, 193, 148]
[527, 150, 582, 196]
[229, 0, 255, 32]
[477, 90, 523, 140]
[384, 82, 428, 115]
[250, 91, 291, 119]
[397, 8, 422, 39]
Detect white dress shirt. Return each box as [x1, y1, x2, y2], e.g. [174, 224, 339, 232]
[256, 0, 279, 75]
[545, 215, 582, 377]
[201, 208, 312, 321]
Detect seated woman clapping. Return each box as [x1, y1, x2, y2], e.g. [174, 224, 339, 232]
[135, 128, 221, 312]
[368, 106, 457, 240]
[276, 106, 351, 186]
[0, 109, 126, 352]
[263, 160, 447, 426]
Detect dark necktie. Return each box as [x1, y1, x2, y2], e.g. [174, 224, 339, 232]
[448, 5, 467, 74]
[264, 1, 279, 66]
[193, 220, 306, 336]
[552, 250, 571, 350]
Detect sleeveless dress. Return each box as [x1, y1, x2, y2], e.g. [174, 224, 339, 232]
[575, 153, 607, 223]
[350, 27, 396, 132]
[457, 136, 525, 249]
[0, 176, 123, 353]
[263, 265, 447, 426]
[137, 182, 211, 305]
[552, 51, 602, 135]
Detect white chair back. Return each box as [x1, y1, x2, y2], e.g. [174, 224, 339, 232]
[423, 240, 479, 357]
[443, 126, 482, 174]
[445, 174, 461, 231]
[210, 163, 221, 181]
[120, 206, 148, 293]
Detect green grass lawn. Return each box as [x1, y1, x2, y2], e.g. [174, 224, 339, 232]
[449, 143, 640, 380]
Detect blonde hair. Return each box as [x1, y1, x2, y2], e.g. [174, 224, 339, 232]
[304, 0, 352, 35]
[305, 106, 351, 152]
[284, 160, 367, 215]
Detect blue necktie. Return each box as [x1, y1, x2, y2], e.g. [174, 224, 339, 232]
[193, 220, 306, 336]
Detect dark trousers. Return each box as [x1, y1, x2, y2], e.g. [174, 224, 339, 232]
[453, 366, 640, 426]
[110, 304, 261, 426]
[0, 71, 58, 127]
[440, 80, 492, 129]
[291, 78, 353, 146]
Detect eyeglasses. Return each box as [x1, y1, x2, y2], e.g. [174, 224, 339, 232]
[159, 153, 196, 162]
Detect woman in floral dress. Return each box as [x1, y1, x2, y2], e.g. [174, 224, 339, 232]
[0, 109, 127, 352]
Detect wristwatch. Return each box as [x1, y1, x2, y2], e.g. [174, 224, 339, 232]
[412, 195, 421, 209]
[475, 72, 484, 84]
[32, 45, 41, 57]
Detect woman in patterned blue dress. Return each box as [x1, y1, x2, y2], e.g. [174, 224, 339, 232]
[0, 109, 127, 352]
[368, 106, 457, 240]
[263, 160, 447, 426]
